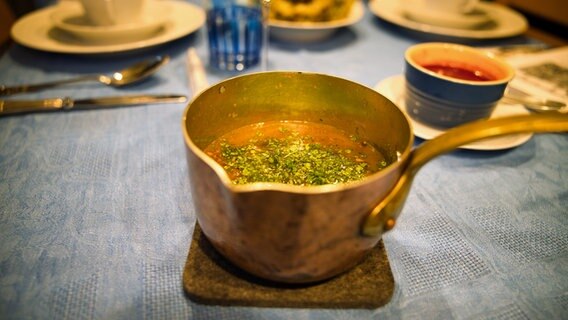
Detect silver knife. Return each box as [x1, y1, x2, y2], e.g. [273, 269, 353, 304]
[0, 94, 187, 116]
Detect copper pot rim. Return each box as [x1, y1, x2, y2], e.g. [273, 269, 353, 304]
[181, 71, 415, 195]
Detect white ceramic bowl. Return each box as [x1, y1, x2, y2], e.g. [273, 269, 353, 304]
[51, 1, 170, 44]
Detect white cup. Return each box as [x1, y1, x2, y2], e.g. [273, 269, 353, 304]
[411, 0, 479, 14]
[79, 0, 148, 26]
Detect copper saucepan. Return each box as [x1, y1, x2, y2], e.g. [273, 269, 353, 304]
[182, 72, 568, 283]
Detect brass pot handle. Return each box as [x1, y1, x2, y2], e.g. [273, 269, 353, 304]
[362, 113, 568, 237]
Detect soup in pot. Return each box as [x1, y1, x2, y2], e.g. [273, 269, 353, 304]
[204, 120, 392, 186]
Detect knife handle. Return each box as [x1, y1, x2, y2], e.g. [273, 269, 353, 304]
[0, 97, 72, 116]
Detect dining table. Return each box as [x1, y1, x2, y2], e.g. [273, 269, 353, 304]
[1, 0, 567, 319]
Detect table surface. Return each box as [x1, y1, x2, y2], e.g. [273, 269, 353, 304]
[1, 1, 567, 319]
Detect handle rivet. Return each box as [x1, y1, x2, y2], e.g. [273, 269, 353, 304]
[384, 218, 396, 231]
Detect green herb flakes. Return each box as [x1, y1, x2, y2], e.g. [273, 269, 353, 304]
[219, 135, 372, 186]
[204, 121, 392, 186]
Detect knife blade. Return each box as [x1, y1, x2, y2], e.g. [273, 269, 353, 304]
[0, 94, 188, 116]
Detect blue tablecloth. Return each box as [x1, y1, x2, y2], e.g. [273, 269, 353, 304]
[1, 1, 566, 319]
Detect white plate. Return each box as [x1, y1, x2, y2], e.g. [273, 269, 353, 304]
[50, 1, 170, 44]
[374, 75, 533, 151]
[11, 0, 205, 54]
[368, 0, 528, 39]
[403, 1, 491, 30]
[269, 1, 364, 42]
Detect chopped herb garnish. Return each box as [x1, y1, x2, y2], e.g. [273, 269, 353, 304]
[218, 134, 376, 185]
[205, 122, 391, 186]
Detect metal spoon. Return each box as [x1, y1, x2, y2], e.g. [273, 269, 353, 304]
[0, 55, 170, 96]
[502, 86, 566, 113]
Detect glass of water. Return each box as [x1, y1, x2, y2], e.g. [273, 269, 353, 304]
[205, 0, 269, 72]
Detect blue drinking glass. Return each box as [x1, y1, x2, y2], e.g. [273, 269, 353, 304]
[206, 0, 268, 72]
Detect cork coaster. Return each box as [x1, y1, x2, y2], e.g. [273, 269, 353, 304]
[183, 223, 395, 309]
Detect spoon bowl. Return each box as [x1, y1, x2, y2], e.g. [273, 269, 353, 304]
[101, 55, 170, 86]
[0, 55, 170, 96]
[503, 86, 567, 113]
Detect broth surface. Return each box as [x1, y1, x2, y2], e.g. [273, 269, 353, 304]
[204, 121, 391, 186]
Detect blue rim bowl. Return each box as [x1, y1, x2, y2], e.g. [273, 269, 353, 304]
[404, 42, 514, 128]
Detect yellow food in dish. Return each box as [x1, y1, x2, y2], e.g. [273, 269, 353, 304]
[270, 0, 355, 22]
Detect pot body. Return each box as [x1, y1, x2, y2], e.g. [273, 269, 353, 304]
[182, 72, 413, 283]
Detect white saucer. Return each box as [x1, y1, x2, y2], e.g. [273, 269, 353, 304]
[403, 1, 491, 30]
[269, 0, 364, 42]
[50, 1, 170, 44]
[11, 0, 205, 54]
[368, 0, 528, 39]
[374, 75, 533, 151]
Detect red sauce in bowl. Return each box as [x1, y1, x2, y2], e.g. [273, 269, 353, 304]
[422, 64, 495, 81]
